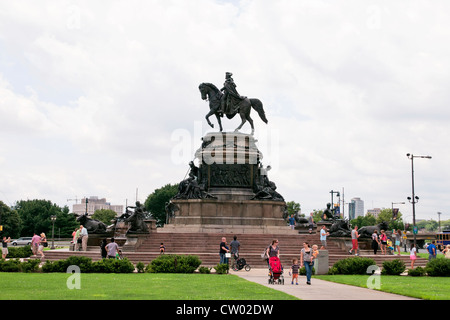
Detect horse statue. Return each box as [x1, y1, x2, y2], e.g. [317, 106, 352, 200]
[357, 221, 389, 238]
[76, 213, 108, 234]
[198, 82, 268, 135]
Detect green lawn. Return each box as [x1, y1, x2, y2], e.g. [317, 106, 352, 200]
[315, 275, 450, 300]
[0, 273, 299, 300]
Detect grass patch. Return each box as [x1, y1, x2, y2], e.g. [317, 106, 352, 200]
[315, 275, 450, 300]
[0, 273, 298, 300]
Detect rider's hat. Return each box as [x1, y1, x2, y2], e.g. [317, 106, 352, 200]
[225, 72, 233, 77]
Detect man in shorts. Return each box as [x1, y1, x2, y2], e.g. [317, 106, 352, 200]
[320, 225, 329, 249]
[349, 225, 360, 256]
[2, 236, 11, 259]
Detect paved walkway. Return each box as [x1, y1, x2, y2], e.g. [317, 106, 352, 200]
[230, 268, 418, 300]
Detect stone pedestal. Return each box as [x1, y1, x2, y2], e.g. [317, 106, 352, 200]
[169, 199, 285, 226]
[166, 131, 287, 234]
[314, 250, 329, 275]
[121, 233, 149, 252]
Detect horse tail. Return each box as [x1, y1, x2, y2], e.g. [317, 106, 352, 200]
[250, 99, 268, 124]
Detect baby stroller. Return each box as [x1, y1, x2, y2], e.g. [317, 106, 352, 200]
[268, 256, 284, 285]
[231, 255, 251, 272]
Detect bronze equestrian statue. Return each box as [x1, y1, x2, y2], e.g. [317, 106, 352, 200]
[199, 72, 268, 134]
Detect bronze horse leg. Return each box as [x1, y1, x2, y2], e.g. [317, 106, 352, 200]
[234, 101, 254, 134]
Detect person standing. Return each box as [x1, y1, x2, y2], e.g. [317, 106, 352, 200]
[300, 242, 314, 285]
[266, 239, 280, 260]
[31, 233, 40, 257]
[288, 214, 296, 230]
[105, 238, 119, 259]
[219, 237, 229, 265]
[2, 236, 11, 259]
[427, 240, 437, 261]
[229, 236, 240, 260]
[443, 244, 450, 259]
[349, 225, 360, 256]
[409, 243, 417, 269]
[371, 230, 380, 254]
[379, 230, 387, 254]
[289, 258, 300, 285]
[320, 225, 329, 249]
[100, 239, 107, 259]
[74, 227, 82, 251]
[38, 233, 47, 259]
[394, 229, 402, 256]
[80, 225, 88, 251]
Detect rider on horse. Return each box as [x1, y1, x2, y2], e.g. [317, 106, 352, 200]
[220, 72, 245, 116]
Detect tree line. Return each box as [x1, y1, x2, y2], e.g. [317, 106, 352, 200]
[2, 183, 447, 239]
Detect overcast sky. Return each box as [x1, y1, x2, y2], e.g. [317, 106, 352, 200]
[0, 0, 449, 223]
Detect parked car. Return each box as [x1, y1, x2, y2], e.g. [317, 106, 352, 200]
[11, 237, 33, 246]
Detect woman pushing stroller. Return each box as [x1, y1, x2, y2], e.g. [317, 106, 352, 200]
[266, 239, 284, 284]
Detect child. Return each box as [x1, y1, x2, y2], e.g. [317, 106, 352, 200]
[387, 238, 394, 253]
[409, 243, 417, 269]
[289, 258, 300, 285]
[312, 244, 319, 261]
[160, 243, 165, 254]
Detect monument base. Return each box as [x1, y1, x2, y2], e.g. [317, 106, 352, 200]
[164, 198, 290, 234]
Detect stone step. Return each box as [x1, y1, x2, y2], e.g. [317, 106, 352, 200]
[40, 230, 429, 269]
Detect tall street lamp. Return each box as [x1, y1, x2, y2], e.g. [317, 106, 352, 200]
[406, 153, 431, 248]
[330, 190, 340, 218]
[51, 215, 56, 249]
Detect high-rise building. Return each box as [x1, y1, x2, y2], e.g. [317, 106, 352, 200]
[72, 196, 123, 217]
[348, 197, 364, 220]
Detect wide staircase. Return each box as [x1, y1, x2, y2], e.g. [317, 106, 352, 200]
[41, 232, 428, 269]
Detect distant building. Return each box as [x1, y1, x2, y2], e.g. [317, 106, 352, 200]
[348, 197, 364, 220]
[367, 208, 381, 218]
[72, 196, 123, 217]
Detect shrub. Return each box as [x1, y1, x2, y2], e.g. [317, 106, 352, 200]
[408, 267, 426, 277]
[381, 259, 406, 275]
[0, 259, 22, 272]
[136, 262, 146, 273]
[7, 245, 33, 258]
[198, 266, 211, 274]
[149, 254, 202, 273]
[330, 257, 376, 275]
[426, 258, 450, 277]
[214, 263, 229, 274]
[92, 258, 135, 273]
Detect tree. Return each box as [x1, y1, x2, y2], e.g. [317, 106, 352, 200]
[92, 209, 117, 225]
[376, 208, 404, 230]
[311, 209, 323, 223]
[350, 215, 376, 228]
[144, 184, 179, 226]
[15, 199, 78, 238]
[0, 201, 21, 238]
[286, 201, 301, 216]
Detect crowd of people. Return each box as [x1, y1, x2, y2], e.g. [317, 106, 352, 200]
[219, 235, 322, 286]
[71, 225, 89, 251]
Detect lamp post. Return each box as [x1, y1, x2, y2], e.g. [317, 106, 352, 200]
[330, 190, 340, 218]
[406, 153, 431, 248]
[437, 212, 442, 233]
[51, 215, 56, 249]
